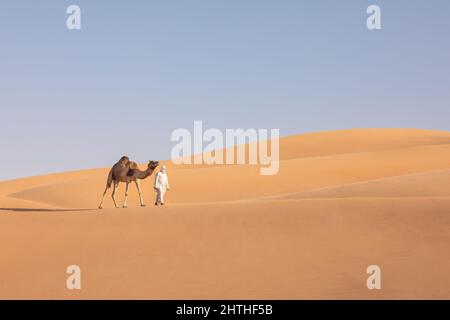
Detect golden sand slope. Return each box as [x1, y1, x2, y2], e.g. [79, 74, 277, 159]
[1, 128, 450, 299]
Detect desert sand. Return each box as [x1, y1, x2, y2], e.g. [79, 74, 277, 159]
[1, 128, 450, 299]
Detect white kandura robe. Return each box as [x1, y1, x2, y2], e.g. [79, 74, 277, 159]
[154, 171, 170, 204]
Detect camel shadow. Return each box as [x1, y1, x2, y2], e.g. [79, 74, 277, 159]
[0, 208, 96, 213]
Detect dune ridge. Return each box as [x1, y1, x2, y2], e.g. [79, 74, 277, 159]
[1, 128, 450, 299]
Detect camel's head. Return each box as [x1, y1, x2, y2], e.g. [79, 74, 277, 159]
[148, 160, 159, 169]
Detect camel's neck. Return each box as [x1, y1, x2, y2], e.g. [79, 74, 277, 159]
[137, 167, 155, 180]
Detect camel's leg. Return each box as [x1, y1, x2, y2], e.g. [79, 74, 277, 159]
[111, 181, 120, 208]
[98, 185, 110, 209]
[123, 182, 130, 208]
[135, 180, 145, 206]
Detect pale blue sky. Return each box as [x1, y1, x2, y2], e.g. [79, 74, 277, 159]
[1, 1, 449, 180]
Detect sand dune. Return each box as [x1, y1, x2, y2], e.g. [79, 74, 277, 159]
[282, 169, 450, 200]
[1, 128, 450, 299]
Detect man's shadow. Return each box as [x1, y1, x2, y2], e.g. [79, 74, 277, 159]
[0, 208, 95, 213]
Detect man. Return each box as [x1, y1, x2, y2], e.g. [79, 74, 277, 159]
[154, 165, 170, 206]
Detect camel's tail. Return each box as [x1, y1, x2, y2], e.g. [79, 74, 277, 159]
[106, 169, 114, 188]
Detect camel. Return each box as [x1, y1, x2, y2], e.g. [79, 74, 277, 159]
[99, 156, 159, 209]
